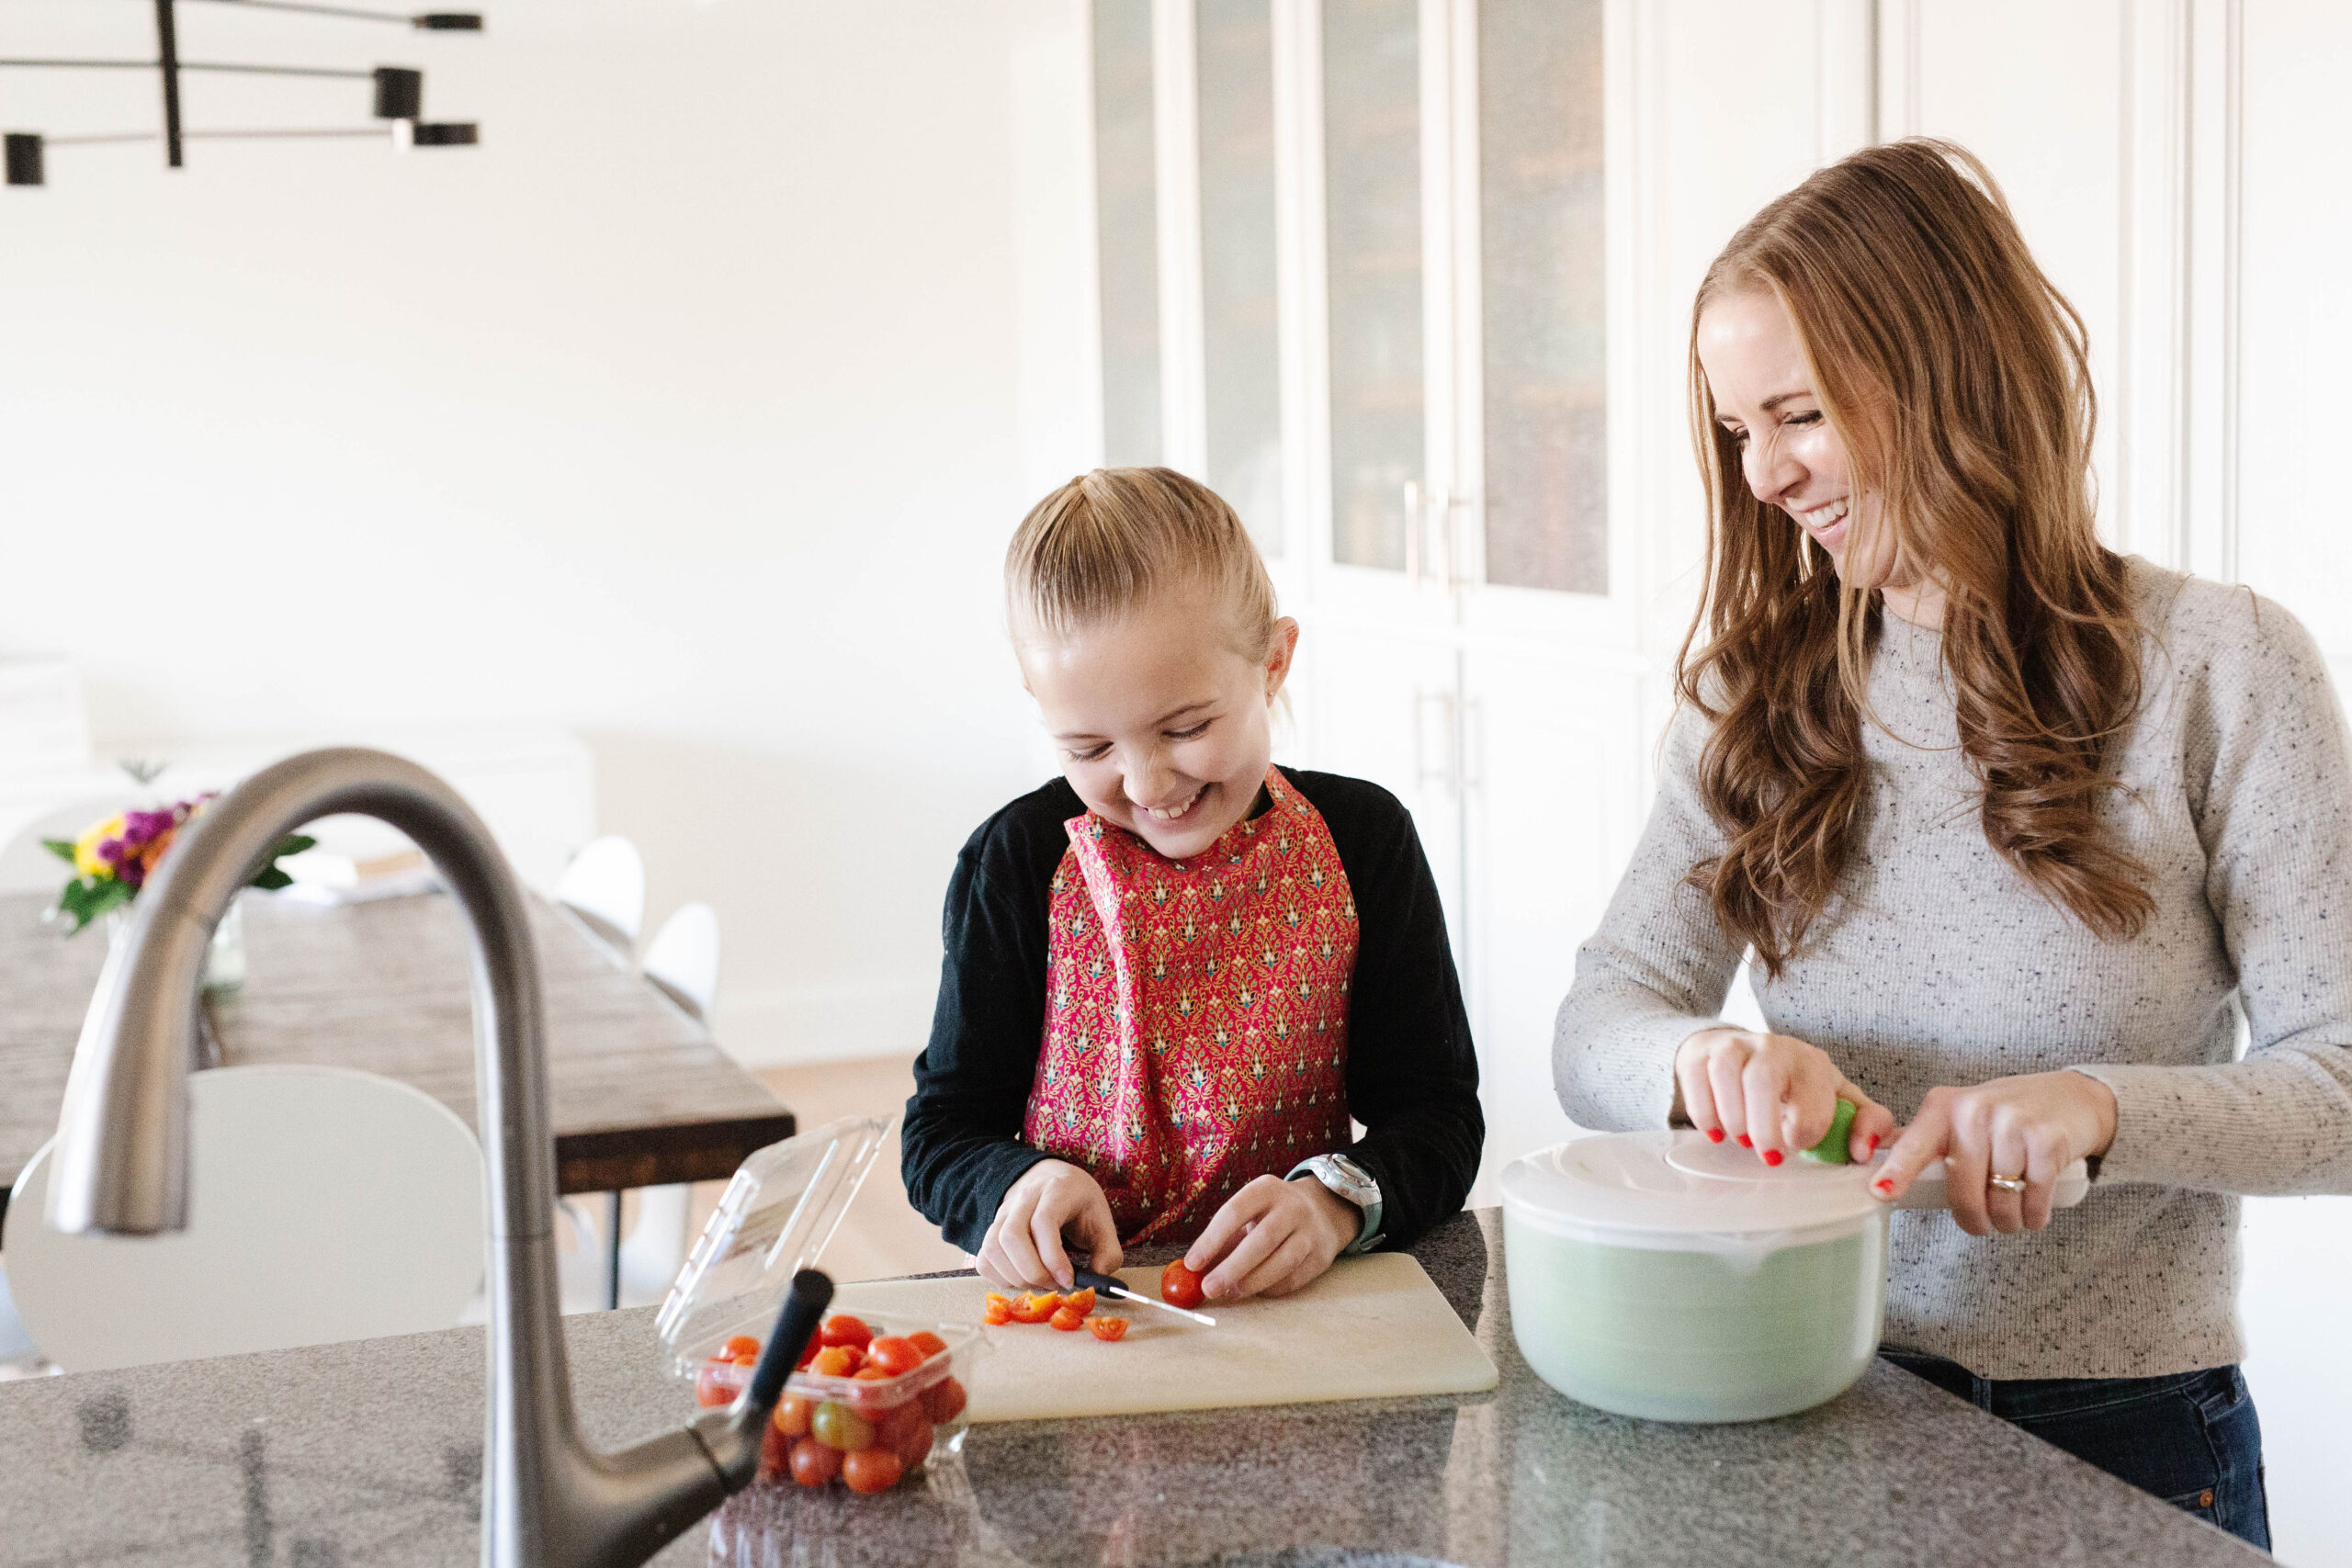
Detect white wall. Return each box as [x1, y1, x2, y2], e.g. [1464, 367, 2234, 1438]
[0, 1, 1088, 1066]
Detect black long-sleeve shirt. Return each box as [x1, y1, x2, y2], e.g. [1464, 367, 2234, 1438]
[901, 768, 1483, 1256]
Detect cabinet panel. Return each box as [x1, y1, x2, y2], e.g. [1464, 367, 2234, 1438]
[1321, 0, 1427, 572]
[2234, 0, 2352, 660]
[1463, 647, 1645, 1197]
[1292, 618, 1466, 954]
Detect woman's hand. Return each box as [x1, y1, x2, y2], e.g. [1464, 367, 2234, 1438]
[1184, 1174, 1360, 1302]
[1871, 1071, 2119, 1235]
[978, 1158, 1122, 1290]
[1674, 1025, 1895, 1164]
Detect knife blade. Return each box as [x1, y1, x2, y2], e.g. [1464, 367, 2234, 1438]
[1068, 1267, 1216, 1326]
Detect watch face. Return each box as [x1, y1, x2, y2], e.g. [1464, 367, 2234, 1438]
[1326, 1154, 1376, 1200]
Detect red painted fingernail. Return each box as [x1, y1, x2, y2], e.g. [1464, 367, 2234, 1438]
[1736, 1134, 1752, 1147]
[1865, 1135, 1879, 1157]
[1874, 1179, 1894, 1193]
[1707, 1127, 1725, 1144]
[1762, 1149, 1784, 1167]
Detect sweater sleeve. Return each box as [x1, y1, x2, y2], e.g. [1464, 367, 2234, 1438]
[1553, 705, 1744, 1132]
[1295, 773, 1484, 1251]
[2071, 592, 2352, 1193]
[899, 794, 1068, 1254]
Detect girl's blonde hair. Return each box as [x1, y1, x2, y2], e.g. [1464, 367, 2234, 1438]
[1006, 467, 1281, 657]
[1681, 138, 2150, 975]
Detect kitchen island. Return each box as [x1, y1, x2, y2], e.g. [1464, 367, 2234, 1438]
[0, 1209, 2267, 1566]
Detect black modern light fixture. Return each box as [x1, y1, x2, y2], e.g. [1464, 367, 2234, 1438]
[4, 0, 482, 186]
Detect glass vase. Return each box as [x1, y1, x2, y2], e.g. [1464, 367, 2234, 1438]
[104, 892, 245, 994]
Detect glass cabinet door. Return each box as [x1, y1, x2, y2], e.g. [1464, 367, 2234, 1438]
[1476, 0, 1607, 596]
[1093, 0, 1163, 468]
[1321, 0, 1425, 574]
[1196, 0, 1285, 555]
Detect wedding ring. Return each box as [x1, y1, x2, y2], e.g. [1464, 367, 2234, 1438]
[1987, 1173, 2028, 1193]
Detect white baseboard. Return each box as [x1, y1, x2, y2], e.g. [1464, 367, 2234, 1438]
[711, 976, 938, 1069]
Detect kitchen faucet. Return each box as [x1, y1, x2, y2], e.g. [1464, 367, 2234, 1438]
[45, 748, 826, 1568]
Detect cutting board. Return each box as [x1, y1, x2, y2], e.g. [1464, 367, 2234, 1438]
[831, 1252, 1497, 1423]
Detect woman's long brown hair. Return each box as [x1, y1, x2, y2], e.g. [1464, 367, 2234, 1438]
[1681, 139, 2153, 975]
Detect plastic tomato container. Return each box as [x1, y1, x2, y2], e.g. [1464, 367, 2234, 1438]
[658, 1115, 978, 1494]
[694, 1314, 978, 1488]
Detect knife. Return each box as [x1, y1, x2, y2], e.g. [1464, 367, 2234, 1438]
[1068, 1266, 1216, 1326]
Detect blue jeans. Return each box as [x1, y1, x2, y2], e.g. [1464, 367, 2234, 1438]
[1881, 1349, 2270, 1551]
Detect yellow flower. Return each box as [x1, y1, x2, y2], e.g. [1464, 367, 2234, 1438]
[74, 817, 126, 880]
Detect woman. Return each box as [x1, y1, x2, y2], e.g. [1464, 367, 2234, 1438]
[1555, 138, 2352, 1550]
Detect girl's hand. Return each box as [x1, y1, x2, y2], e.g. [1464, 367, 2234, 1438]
[1871, 1071, 2119, 1235]
[1674, 1025, 1896, 1165]
[978, 1158, 1123, 1290]
[1184, 1174, 1360, 1302]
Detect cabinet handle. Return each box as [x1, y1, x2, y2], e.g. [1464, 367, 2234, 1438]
[1403, 480, 1422, 588]
[1413, 685, 1458, 794]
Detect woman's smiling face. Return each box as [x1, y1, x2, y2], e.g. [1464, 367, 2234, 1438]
[1018, 591, 1297, 861]
[1697, 287, 1909, 597]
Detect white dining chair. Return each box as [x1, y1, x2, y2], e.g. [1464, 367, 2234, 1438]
[0, 796, 133, 896]
[641, 900, 720, 1021]
[555, 834, 646, 953]
[2, 1063, 486, 1372]
[616, 900, 723, 1307]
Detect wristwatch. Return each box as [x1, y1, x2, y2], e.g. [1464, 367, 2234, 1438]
[1288, 1152, 1385, 1255]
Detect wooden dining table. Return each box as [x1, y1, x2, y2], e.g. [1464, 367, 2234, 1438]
[0, 887, 796, 1258]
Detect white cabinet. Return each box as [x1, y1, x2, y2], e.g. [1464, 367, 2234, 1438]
[1085, 0, 1625, 1196]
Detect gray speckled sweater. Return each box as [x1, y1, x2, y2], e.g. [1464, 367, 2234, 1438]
[1555, 558, 2352, 1379]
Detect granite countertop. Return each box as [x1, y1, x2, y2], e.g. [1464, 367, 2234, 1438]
[0, 1209, 2267, 1567]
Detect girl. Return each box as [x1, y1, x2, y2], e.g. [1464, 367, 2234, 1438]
[904, 467, 1483, 1303]
[1558, 139, 2352, 1549]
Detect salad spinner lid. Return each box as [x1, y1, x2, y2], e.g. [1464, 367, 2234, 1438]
[654, 1113, 892, 1378]
[1499, 1130, 1883, 1238]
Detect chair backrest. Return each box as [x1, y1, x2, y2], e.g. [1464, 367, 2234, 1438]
[642, 900, 721, 1021]
[556, 834, 645, 951]
[2, 1064, 485, 1372]
[0, 795, 133, 896]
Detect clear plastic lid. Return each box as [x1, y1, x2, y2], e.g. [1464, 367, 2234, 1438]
[654, 1113, 893, 1378]
[1499, 1131, 1883, 1248]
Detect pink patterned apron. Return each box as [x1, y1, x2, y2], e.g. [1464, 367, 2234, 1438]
[1021, 766, 1359, 1245]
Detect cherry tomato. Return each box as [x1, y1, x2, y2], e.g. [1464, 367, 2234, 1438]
[788, 1435, 842, 1488]
[842, 1446, 905, 1495]
[723, 1334, 762, 1359]
[730, 1352, 758, 1369]
[909, 1330, 949, 1359]
[876, 1403, 933, 1467]
[796, 1336, 821, 1370]
[693, 1362, 733, 1409]
[1160, 1260, 1205, 1311]
[818, 1314, 874, 1350]
[852, 1365, 892, 1382]
[760, 1420, 791, 1477]
[893, 1414, 935, 1468]
[1086, 1314, 1129, 1342]
[811, 1400, 875, 1452]
[1010, 1292, 1061, 1325]
[810, 1345, 863, 1378]
[1049, 1304, 1088, 1332]
[922, 1376, 967, 1425]
[866, 1336, 926, 1377]
[772, 1396, 813, 1438]
[1060, 1287, 1097, 1315]
[981, 1294, 1012, 1325]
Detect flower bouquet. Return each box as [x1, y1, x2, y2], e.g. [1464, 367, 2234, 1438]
[44, 796, 315, 934]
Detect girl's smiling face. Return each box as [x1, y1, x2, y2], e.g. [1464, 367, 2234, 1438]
[1019, 591, 1299, 860]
